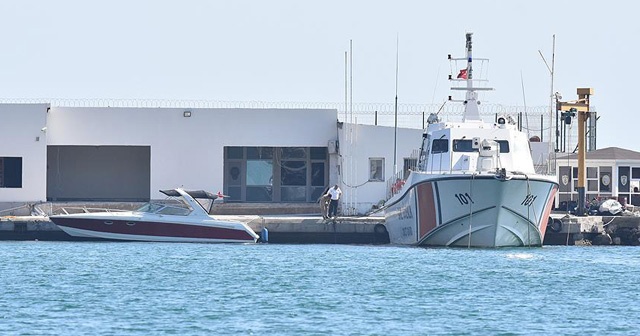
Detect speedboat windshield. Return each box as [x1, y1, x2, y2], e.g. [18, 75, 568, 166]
[135, 202, 193, 216]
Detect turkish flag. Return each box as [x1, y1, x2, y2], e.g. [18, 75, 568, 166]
[456, 69, 468, 79]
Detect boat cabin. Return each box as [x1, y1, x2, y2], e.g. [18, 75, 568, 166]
[419, 117, 536, 175]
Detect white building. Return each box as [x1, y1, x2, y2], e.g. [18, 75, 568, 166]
[555, 147, 640, 209]
[0, 104, 423, 215]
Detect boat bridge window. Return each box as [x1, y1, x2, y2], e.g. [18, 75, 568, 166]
[496, 140, 509, 153]
[431, 139, 449, 154]
[452, 139, 474, 152]
[452, 139, 510, 153]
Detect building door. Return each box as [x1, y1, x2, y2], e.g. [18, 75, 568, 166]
[47, 145, 150, 201]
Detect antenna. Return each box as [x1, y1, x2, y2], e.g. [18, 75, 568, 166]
[538, 34, 556, 174]
[393, 33, 399, 175]
[520, 70, 530, 134]
[344, 51, 348, 122]
[430, 65, 441, 106]
[350, 39, 353, 125]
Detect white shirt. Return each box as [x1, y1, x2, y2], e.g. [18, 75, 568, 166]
[326, 187, 342, 200]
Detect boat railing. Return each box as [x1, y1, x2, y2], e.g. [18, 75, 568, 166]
[386, 170, 407, 200]
[385, 149, 420, 200]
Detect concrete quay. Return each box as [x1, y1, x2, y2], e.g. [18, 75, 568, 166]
[545, 213, 640, 246]
[3, 210, 640, 246]
[0, 214, 390, 245]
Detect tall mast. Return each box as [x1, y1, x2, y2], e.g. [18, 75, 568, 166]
[461, 32, 482, 122]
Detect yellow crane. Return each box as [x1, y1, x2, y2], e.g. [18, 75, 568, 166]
[558, 88, 594, 215]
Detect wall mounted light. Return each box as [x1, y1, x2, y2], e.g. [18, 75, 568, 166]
[183, 111, 191, 118]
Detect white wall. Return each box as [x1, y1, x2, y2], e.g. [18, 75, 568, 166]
[47, 107, 338, 199]
[2, 104, 421, 210]
[0, 104, 49, 202]
[338, 123, 424, 214]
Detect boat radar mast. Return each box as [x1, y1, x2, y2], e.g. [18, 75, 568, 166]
[448, 32, 493, 122]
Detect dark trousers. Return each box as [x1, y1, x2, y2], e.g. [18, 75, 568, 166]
[328, 199, 339, 217]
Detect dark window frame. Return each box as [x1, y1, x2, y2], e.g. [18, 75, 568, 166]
[451, 139, 509, 153]
[224, 146, 327, 203]
[0, 157, 23, 188]
[431, 139, 449, 154]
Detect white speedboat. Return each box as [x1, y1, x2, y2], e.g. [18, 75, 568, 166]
[49, 188, 260, 243]
[383, 33, 558, 247]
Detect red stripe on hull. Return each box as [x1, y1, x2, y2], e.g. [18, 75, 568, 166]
[416, 182, 438, 241]
[51, 217, 255, 241]
[539, 185, 558, 239]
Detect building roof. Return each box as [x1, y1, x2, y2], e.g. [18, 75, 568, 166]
[560, 147, 640, 161]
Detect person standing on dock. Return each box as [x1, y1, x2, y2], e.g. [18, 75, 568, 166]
[318, 188, 331, 219]
[325, 184, 342, 219]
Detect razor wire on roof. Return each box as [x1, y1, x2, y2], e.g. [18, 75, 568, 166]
[0, 97, 554, 113]
[1, 97, 594, 130]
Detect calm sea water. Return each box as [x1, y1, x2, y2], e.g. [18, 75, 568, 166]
[1, 242, 639, 335]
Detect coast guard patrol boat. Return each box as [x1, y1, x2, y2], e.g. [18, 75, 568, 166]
[383, 33, 558, 247]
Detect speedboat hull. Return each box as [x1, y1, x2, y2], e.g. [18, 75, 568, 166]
[49, 214, 258, 243]
[384, 174, 558, 247]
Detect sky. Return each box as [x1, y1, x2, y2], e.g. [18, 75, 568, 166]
[0, 0, 636, 149]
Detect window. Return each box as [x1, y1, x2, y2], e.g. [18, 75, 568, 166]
[403, 158, 417, 179]
[246, 160, 273, 201]
[310, 147, 327, 160]
[157, 206, 191, 216]
[496, 140, 510, 153]
[586, 167, 599, 192]
[432, 139, 448, 154]
[246, 161, 273, 186]
[247, 147, 273, 160]
[632, 167, 640, 179]
[226, 147, 244, 159]
[281, 161, 306, 186]
[369, 158, 384, 181]
[600, 166, 612, 192]
[311, 162, 325, 186]
[0, 157, 23, 188]
[281, 147, 306, 159]
[452, 139, 509, 153]
[453, 140, 474, 152]
[223, 146, 328, 202]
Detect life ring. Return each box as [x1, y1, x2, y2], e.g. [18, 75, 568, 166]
[391, 179, 405, 194]
[548, 218, 562, 233]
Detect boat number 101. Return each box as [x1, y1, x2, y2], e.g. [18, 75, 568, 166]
[521, 194, 537, 206]
[454, 193, 474, 205]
